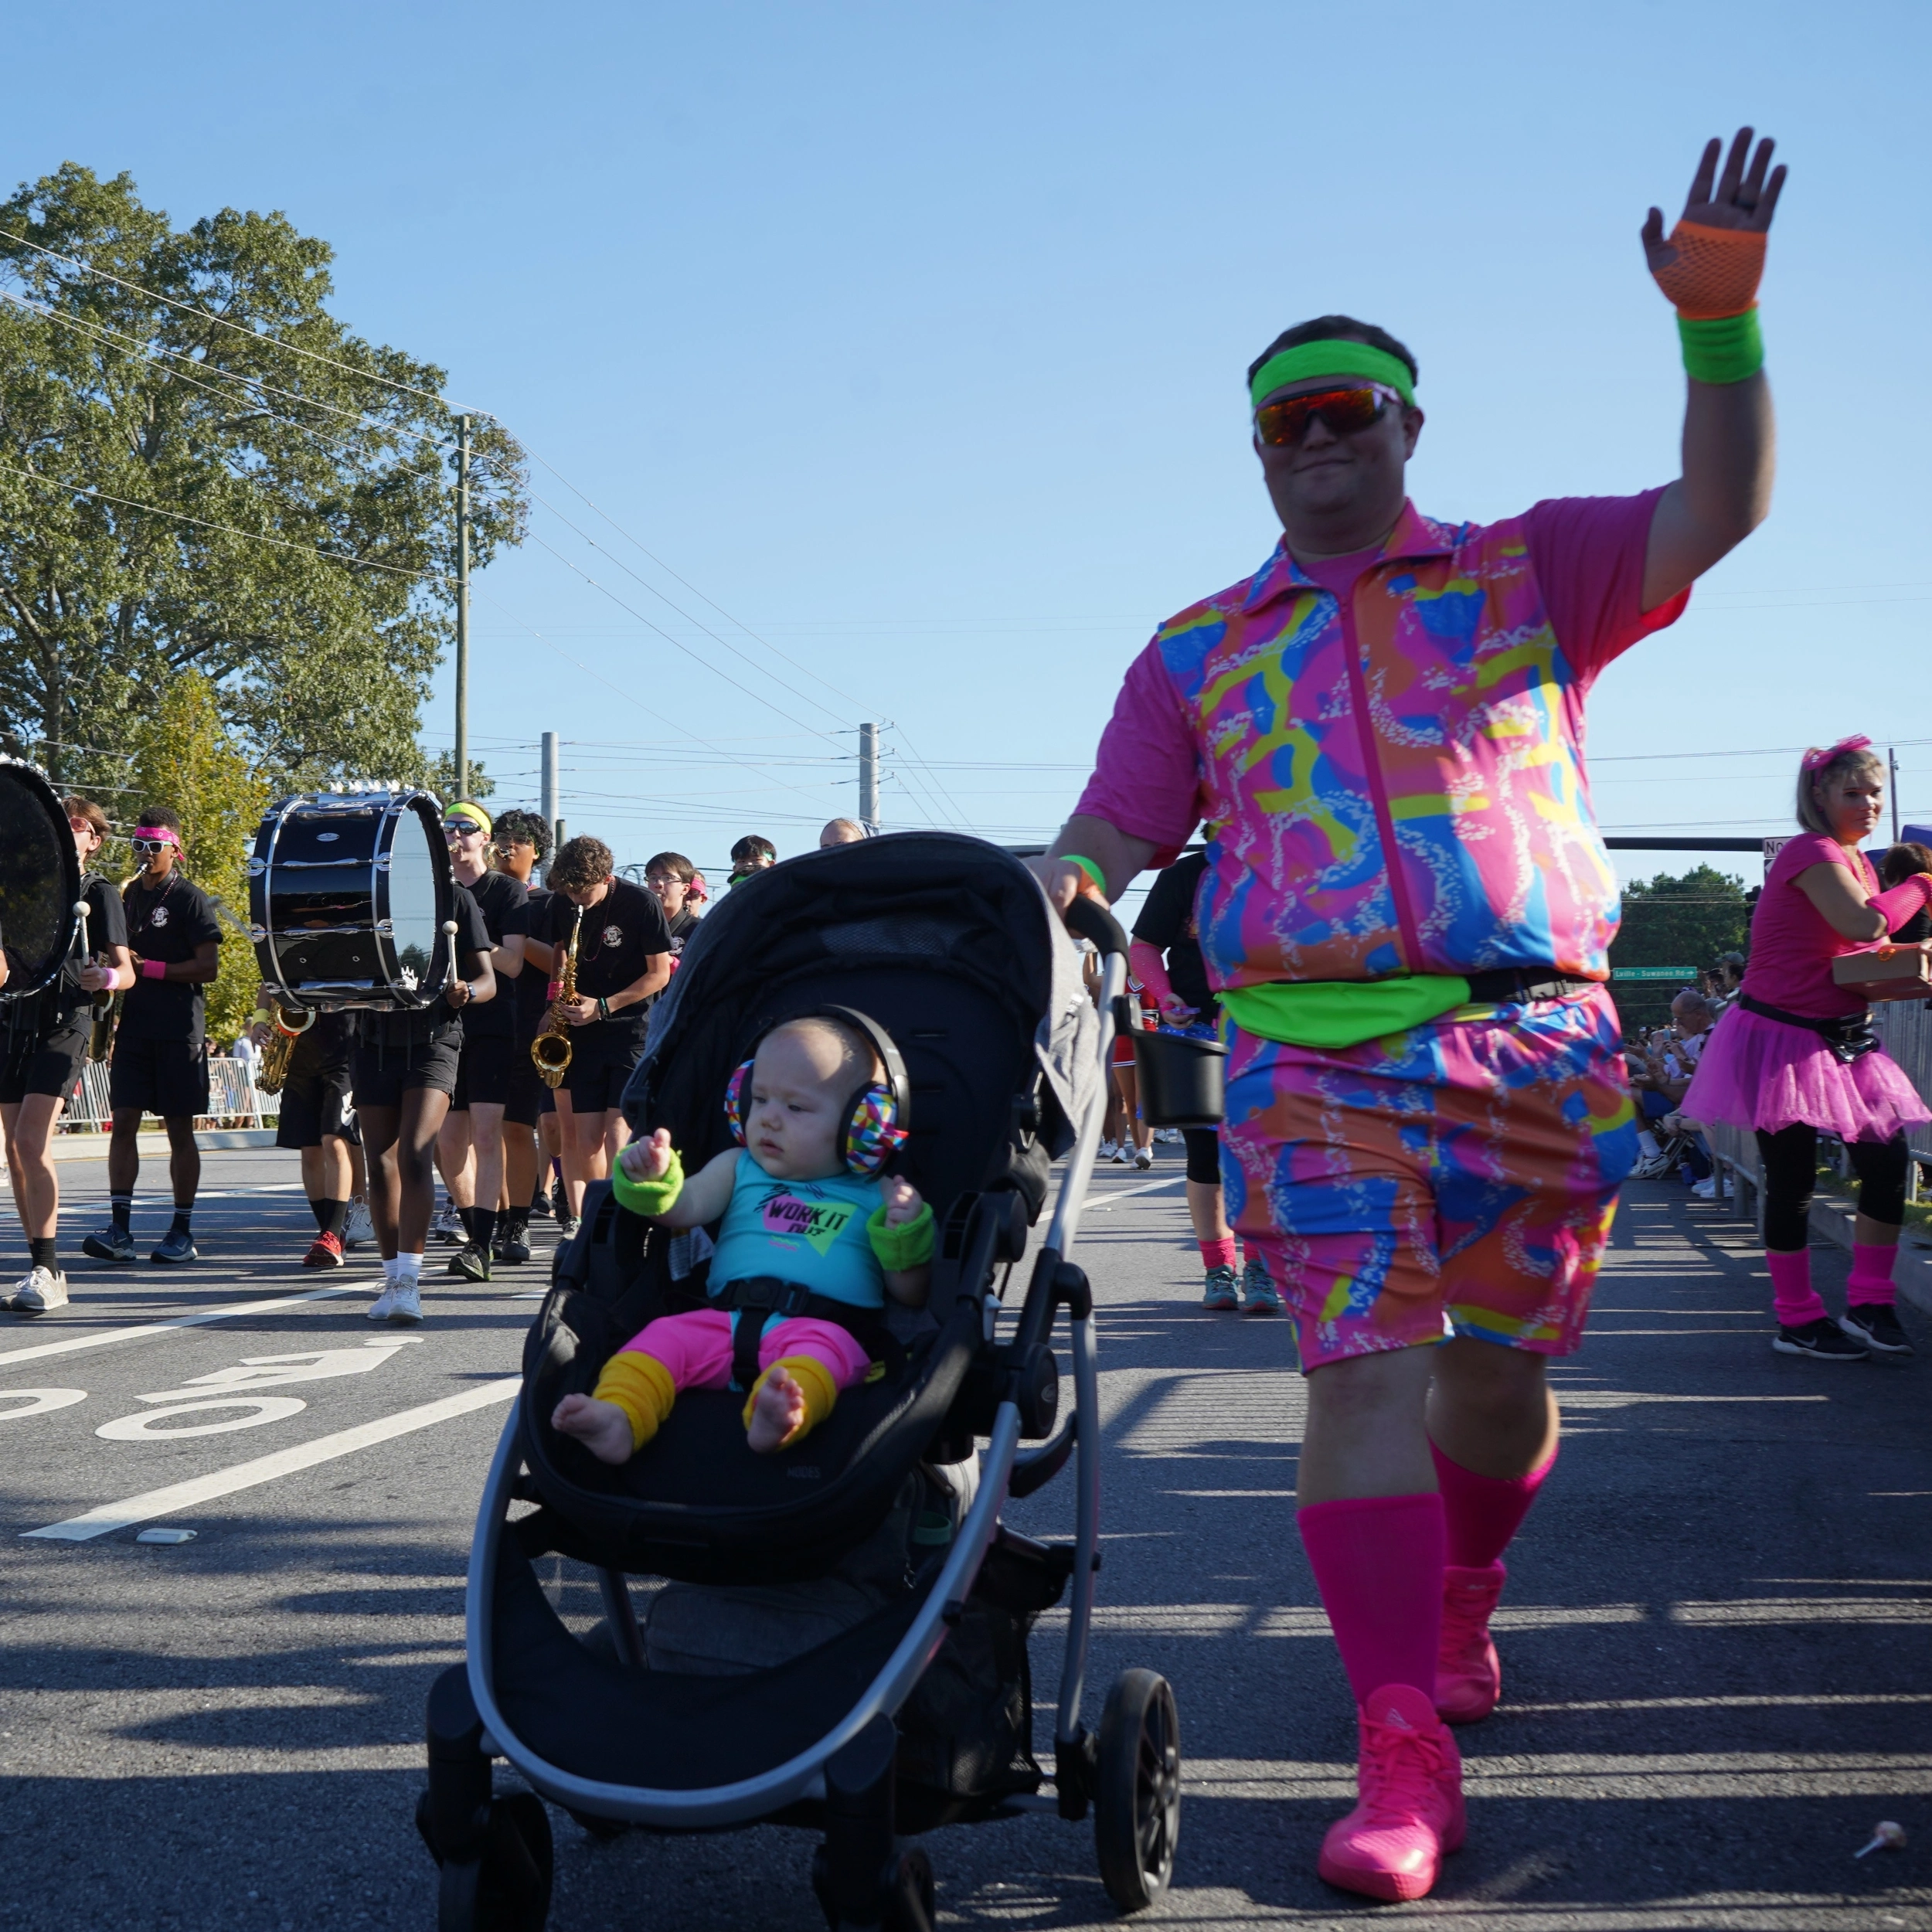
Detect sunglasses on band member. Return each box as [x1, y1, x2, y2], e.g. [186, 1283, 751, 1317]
[130, 837, 174, 855]
[1253, 382, 1405, 449]
[442, 821, 485, 838]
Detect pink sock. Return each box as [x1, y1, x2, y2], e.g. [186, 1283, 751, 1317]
[1430, 1440, 1556, 1570]
[1297, 1493, 1444, 1706]
[1199, 1236, 1240, 1271]
[1766, 1249, 1828, 1328]
[1847, 1241, 1900, 1308]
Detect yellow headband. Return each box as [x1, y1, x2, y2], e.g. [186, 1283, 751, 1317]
[445, 801, 492, 837]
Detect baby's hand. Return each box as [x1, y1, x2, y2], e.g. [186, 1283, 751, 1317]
[618, 1127, 674, 1182]
[880, 1175, 923, 1226]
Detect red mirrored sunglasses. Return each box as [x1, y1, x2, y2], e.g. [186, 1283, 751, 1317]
[1253, 382, 1404, 449]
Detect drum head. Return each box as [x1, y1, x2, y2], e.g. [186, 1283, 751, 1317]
[0, 761, 80, 1002]
[384, 797, 448, 995]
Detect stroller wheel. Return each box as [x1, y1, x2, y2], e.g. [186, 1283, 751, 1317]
[436, 1793, 553, 1932]
[1094, 1668, 1181, 1913]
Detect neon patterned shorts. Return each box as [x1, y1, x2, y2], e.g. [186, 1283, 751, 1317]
[1219, 987, 1638, 1371]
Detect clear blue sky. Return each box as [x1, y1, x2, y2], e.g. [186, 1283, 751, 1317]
[10, 2, 1930, 896]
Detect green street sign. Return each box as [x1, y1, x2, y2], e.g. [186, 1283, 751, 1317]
[1612, 967, 1698, 981]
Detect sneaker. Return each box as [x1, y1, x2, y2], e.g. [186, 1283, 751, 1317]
[1238, 1257, 1284, 1318]
[1133, 1145, 1155, 1170]
[302, 1230, 345, 1269]
[527, 1189, 553, 1221]
[1633, 1153, 1675, 1180]
[1097, 1138, 1119, 1162]
[1155, 1128, 1182, 1144]
[386, 1280, 423, 1324]
[366, 1281, 400, 1321]
[430, 1201, 465, 1245]
[449, 1240, 492, 1283]
[11, 1265, 68, 1315]
[1773, 1317, 1869, 1361]
[1201, 1264, 1240, 1311]
[1317, 1682, 1465, 1903]
[1690, 1177, 1716, 1200]
[494, 1224, 532, 1267]
[1841, 1304, 1913, 1355]
[80, 1223, 137, 1264]
[549, 1179, 567, 1220]
[1437, 1562, 1506, 1724]
[150, 1226, 197, 1265]
[556, 1212, 580, 1242]
[1109, 1145, 1131, 1165]
[342, 1199, 375, 1247]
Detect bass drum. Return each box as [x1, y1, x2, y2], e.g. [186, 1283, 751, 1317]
[0, 757, 81, 1004]
[249, 789, 455, 1009]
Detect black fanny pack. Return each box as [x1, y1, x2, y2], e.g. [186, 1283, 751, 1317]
[1736, 992, 1878, 1065]
[1463, 968, 1599, 1004]
[708, 1274, 893, 1392]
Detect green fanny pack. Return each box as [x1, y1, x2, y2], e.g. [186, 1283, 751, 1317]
[1219, 969, 1598, 1051]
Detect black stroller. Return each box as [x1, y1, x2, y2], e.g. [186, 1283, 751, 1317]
[416, 834, 1182, 1930]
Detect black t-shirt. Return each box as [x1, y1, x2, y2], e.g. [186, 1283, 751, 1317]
[63, 872, 128, 1012]
[507, 885, 556, 1039]
[286, 1008, 355, 1080]
[120, 871, 224, 1044]
[536, 878, 672, 1033]
[1131, 852, 1216, 1026]
[357, 883, 492, 1049]
[455, 868, 528, 1041]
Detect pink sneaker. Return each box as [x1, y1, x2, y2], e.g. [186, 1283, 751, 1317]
[1437, 1560, 1506, 1723]
[1318, 1682, 1465, 1902]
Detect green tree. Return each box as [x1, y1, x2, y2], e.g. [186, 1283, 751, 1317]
[0, 164, 526, 798]
[1611, 864, 1752, 1028]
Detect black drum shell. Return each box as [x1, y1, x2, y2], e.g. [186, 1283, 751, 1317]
[0, 757, 81, 1005]
[250, 791, 454, 1010]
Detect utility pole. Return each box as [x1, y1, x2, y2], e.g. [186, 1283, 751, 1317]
[453, 414, 472, 802]
[1890, 746, 1900, 844]
[859, 721, 879, 835]
[540, 730, 560, 856]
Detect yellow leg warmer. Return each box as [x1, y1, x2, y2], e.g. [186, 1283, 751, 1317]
[743, 1354, 838, 1447]
[591, 1351, 678, 1451]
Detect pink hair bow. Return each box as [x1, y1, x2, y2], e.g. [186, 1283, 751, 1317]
[1801, 734, 1872, 774]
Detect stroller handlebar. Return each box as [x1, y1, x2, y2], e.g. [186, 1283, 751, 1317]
[1062, 893, 1129, 961]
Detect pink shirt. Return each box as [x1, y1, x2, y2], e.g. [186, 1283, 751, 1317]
[1741, 833, 1882, 1019]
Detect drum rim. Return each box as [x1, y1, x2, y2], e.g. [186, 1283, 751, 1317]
[0, 755, 83, 1007]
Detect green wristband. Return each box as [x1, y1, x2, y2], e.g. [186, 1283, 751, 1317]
[1678, 309, 1764, 385]
[868, 1200, 934, 1271]
[1059, 853, 1107, 894]
[611, 1145, 684, 1219]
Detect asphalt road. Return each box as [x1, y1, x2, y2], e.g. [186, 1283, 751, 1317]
[2, 1144, 1928, 1930]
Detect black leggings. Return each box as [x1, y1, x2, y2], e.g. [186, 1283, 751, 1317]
[1182, 1127, 1222, 1185]
[1755, 1122, 1908, 1252]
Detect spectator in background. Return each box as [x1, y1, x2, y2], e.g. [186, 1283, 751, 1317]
[820, 819, 867, 847]
[1879, 843, 1932, 941]
[1716, 951, 1746, 1006]
[728, 835, 776, 886]
[643, 852, 705, 965]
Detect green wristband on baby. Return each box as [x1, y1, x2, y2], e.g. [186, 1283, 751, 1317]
[868, 1200, 934, 1271]
[611, 1146, 684, 1219]
[1677, 309, 1764, 385]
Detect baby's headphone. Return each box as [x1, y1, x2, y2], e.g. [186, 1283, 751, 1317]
[723, 1005, 911, 1178]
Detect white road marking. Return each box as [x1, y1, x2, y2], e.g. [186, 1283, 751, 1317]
[1087, 1176, 1186, 1209]
[22, 1376, 520, 1542]
[0, 1285, 363, 1374]
[0, 1388, 89, 1420]
[97, 1396, 308, 1440]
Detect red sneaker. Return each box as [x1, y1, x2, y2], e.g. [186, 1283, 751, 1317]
[302, 1230, 345, 1269]
[1318, 1682, 1465, 1902]
[1437, 1560, 1506, 1723]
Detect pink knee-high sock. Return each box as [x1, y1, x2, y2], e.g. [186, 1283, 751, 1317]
[1767, 1248, 1828, 1328]
[1199, 1236, 1240, 1270]
[1297, 1493, 1444, 1706]
[1847, 1241, 1900, 1308]
[1430, 1439, 1556, 1571]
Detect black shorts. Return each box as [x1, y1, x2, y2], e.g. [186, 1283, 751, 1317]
[352, 1031, 462, 1111]
[109, 1035, 212, 1120]
[451, 1031, 514, 1111]
[276, 1059, 354, 1150]
[557, 1022, 647, 1114]
[1182, 1125, 1223, 1186]
[505, 1041, 547, 1128]
[0, 1013, 91, 1107]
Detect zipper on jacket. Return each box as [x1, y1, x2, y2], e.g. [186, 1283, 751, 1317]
[1335, 582, 1421, 972]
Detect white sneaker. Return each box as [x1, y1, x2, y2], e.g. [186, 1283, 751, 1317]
[342, 1199, 375, 1247]
[12, 1265, 67, 1314]
[385, 1280, 423, 1324]
[430, 1202, 464, 1244]
[1156, 1128, 1182, 1144]
[366, 1281, 400, 1321]
[1111, 1145, 1131, 1164]
[1097, 1139, 1118, 1162]
[1133, 1145, 1155, 1169]
[1691, 1178, 1716, 1199]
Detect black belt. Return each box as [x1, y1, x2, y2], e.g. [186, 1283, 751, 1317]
[1463, 968, 1599, 1004]
[1736, 992, 1878, 1064]
[708, 1274, 893, 1393]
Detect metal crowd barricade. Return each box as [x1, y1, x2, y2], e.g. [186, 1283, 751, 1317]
[56, 1056, 278, 1133]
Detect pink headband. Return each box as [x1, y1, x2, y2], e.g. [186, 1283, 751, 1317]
[686, 869, 709, 903]
[132, 825, 181, 848]
[1801, 735, 1873, 775]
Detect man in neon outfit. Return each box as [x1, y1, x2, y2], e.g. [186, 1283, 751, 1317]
[1036, 131, 1784, 1900]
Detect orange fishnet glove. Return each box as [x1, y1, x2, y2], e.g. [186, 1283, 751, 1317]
[1649, 219, 1766, 319]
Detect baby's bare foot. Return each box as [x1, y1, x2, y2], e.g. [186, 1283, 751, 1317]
[747, 1365, 808, 1452]
[552, 1393, 634, 1464]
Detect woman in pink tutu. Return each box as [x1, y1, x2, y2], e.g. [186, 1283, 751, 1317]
[1685, 735, 1931, 1360]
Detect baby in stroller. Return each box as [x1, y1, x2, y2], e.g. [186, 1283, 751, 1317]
[550, 1010, 934, 1458]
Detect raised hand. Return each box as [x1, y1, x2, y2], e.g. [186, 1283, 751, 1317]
[618, 1126, 675, 1182]
[1644, 128, 1786, 273]
[879, 1175, 923, 1226]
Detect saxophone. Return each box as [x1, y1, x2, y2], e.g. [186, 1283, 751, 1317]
[257, 1004, 315, 1094]
[530, 903, 584, 1089]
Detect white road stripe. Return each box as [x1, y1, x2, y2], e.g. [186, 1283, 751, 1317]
[1087, 1176, 1186, 1209]
[21, 1376, 520, 1542]
[0, 1285, 365, 1373]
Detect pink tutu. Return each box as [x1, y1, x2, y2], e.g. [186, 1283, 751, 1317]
[1682, 1005, 1930, 1141]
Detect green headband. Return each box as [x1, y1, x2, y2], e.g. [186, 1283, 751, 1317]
[1250, 340, 1416, 410]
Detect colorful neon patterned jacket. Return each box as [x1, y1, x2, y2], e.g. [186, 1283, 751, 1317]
[1074, 492, 1688, 992]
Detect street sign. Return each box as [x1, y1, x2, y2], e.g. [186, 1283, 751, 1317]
[1611, 966, 1697, 981]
